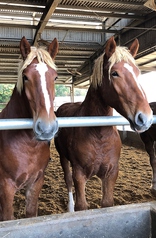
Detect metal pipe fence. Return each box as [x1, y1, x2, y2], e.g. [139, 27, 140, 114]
[0, 116, 156, 130]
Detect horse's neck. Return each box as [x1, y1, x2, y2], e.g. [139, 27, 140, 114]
[81, 85, 113, 116]
[0, 86, 32, 119]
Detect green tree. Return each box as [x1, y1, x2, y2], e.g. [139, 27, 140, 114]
[55, 85, 70, 96]
[0, 84, 14, 103]
[74, 88, 87, 96]
[55, 85, 87, 97]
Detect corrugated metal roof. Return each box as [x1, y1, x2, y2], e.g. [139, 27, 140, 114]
[0, 0, 155, 86]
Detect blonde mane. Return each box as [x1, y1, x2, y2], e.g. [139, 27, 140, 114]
[91, 46, 138, 88]
[17, 46, 57, 93]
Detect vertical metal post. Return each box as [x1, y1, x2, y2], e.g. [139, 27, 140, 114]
[122, 125, 127, 140]
[102, 21, 106, 44]
[70, 84, 74, 103]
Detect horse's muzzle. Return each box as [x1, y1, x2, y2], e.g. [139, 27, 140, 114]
[129, 111, 153, 133]
[34, 118, 59, 141]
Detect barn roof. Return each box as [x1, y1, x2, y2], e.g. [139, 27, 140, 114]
[0, 0, 156, 87]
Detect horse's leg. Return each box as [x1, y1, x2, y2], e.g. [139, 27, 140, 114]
[152, 142, 156, 193]
[73, 167, 88, 211]
[100, 162, 119, 207]
[60, 156, 74, 212]
[25, 173, 44, 218]
[0, 180, 15, 221]
[144, 140, 156, 195]
[140, 133, 156, 195]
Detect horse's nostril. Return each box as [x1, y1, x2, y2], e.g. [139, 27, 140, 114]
[137, 113, 144, 125]
[135, 112, 146, 127]
[36, 122, 41, 132]
[35, 120, 43, 134]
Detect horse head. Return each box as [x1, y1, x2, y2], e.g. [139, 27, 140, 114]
[102, 36, 153, 133]
[18, 36, 59, 140]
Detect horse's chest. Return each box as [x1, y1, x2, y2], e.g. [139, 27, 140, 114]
[71, 128, 121, 167]
[79, 126, 119, 148]
[0, 137, 49, 188]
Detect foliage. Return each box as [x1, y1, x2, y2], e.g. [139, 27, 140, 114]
[0, 84, 87, 104]
[55, 84, 87, 97]
[0, 84, 14, 103]
[74, 88, 87, 96]
[55, 85, 70, 96]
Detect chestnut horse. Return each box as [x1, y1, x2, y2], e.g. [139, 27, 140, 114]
[140, 102, 156, 196]
[0, 36, 58, 221]
[54, 36, 153, 212]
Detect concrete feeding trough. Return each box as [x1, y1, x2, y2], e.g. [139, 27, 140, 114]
[0, 202, 156, 238]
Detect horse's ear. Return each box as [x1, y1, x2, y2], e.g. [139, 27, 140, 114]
[105, 36, 116, 59]
[129, 39, 139, 57]
[48, 38, 59, 60]
[20, 36, 31, 60]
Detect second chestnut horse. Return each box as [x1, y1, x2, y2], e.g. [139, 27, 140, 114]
[55, 36, 153, 212]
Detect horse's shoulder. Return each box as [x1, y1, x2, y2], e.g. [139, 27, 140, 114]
[56, 102, 81, 117]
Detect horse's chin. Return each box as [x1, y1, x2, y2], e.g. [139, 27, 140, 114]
[129, 122, 150, 134]
[35, 133, 56, 141]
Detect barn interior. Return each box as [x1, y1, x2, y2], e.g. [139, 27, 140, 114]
[0, 0, 156, 91]
[0, 1, 156, 234]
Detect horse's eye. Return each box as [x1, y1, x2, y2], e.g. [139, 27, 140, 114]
[111, 71, 119, 77]
[23, 75, 28, 81]
[55, 76, 58, 81]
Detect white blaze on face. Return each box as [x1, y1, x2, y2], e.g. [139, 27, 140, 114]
[124, 63, 145, 98]
[36, 62, 51, 116]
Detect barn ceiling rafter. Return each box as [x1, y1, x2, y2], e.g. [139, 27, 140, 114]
[0, 0, 156, 87]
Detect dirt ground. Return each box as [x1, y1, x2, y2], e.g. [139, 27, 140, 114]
[14, 140, 156, 219]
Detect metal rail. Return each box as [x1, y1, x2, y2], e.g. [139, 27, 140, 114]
[0, 116, 156, 130]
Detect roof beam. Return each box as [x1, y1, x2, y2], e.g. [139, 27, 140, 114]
[73, 0, 144, 5]
[139, 66, 156, 71]
[46, 26, 118, 34]
[33, 0, 61, 46]
[54, 9, 144, 20]
[0, 4, 44, 12]
[0, 0, 46, 6]
[58, 4, 146, 15]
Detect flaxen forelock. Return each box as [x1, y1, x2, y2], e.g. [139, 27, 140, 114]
[17, 47, 57, 93]
[91, 46, 138, 88]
